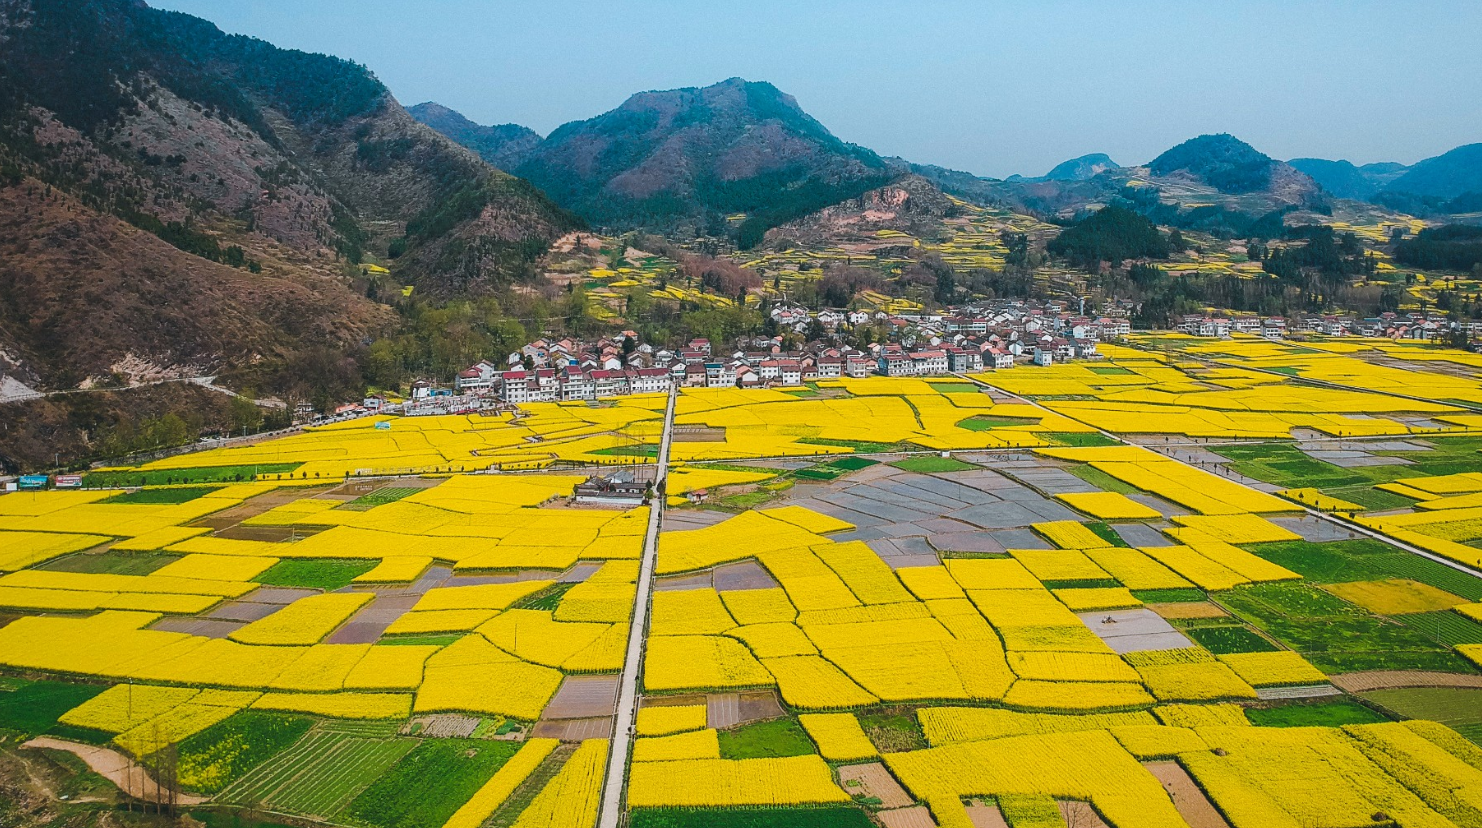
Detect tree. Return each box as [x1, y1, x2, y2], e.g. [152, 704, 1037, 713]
[1047, 206, 1170, 268]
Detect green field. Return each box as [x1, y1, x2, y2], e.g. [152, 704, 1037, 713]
[40, 549, 179, 575]
[255, 559, 379, 592]
[1130, 588, 1207, 604]
[379, 634, 462, 647]
[1247, 539, 1482, 600]
[856, 710, 926, 753]
[1212, 444, 1367, 488]
[717, 718, 815, 759]
[891, 455, 977, 473]
[1215, 436, 1482, 492]
[797, 437, 898, 453]
[1047, 432, 1121, 447]
[0, 679, 106, 737]
[1243, 699, 1389, 728]
[222, 721, 413, 817]
[630, 808, 874, 828]
[83, 463, 302, 487]
[591, 444, 661, 457]
[957, 415, 1037, 431]
[793, 456, 879, 481]
[178, 712, 314, 794]
[1361, 687, 1482, 744]
[1217, 582, 1468, 673]
[1086, 521, 1130, 547]
[1394, 611, 1482, 646]
[343, 486, 424, 510]
[344, 738, 521, 828]
[1068, 463, 1141, 494]
[515, 582, 576, 611]
[1186, 624, 1279, 654]
[104, 485, 224, 504]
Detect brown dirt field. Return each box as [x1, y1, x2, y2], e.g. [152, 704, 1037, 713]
[1144, 760, 1231, 828]
[1059, 801, 1111, 828]
[965, 802, 1009, 828]
[1149, 602, 1229, 619]
[837, 762, 912, 809]
[1330, 670, 1482, 693]
[544, 676, 619, 719]
[530, 716, 613, 741]
[878, 805, 937, 828]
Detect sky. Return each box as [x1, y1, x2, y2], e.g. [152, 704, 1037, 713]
[150, 0, 1482, 179]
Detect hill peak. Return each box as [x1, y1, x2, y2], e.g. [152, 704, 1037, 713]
[1149, 133, 1285, 194]
[1045, 153, 1120, 181]
[516, 78, 892, 241]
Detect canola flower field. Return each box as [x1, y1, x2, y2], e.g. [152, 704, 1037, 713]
[5, 351, 1482, 828]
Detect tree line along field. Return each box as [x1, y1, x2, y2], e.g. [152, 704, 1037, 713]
[3, 351, 1482, 828]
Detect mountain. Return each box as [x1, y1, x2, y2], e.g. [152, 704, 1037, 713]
[511, 78, 895, 245]
[1288, 158, 1409, 200]
[1148, 134, 1317, 199]
[1045, 153, 1119, 181]
[1382, 144, 1482, 200]
[407, 102, 543, 171]
[0, 0, 575, 389]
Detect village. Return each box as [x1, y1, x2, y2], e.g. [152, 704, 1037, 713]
[370, 300, 1473, 417]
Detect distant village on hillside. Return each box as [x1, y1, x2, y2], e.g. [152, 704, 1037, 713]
[364, 300, 1468, 417]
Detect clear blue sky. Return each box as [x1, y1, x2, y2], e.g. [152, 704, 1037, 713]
[150, 0, 1482, 179]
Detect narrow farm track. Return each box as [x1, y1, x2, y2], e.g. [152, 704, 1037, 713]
[597, 384, 677, 828]
[952, 372, 1482, 583]
[22, 737, 206, 805]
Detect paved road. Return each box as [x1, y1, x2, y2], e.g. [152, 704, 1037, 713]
[953, 372, 1482, 580]
[597, 385, 677, 828]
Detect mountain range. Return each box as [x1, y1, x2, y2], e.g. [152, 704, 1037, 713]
[3, 0, 1481, 401]
[414, 78, 895, 246]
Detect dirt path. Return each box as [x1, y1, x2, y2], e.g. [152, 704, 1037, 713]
[1144, 761, 1231, 828]
[1331, 670, 1482, 693]
[22, 737, 206, 805]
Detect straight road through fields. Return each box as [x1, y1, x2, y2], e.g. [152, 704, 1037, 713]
[597, 385, 677, 828]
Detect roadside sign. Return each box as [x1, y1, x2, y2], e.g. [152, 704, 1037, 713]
[54, 474, 83, 488]
[18, 475, 49, 489]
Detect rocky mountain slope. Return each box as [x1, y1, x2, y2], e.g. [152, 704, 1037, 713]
[407, 102, 543, 171]
[761, 174, 958, 247]
[0, 0, 575, 389]
[508, 78, 896, 244]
